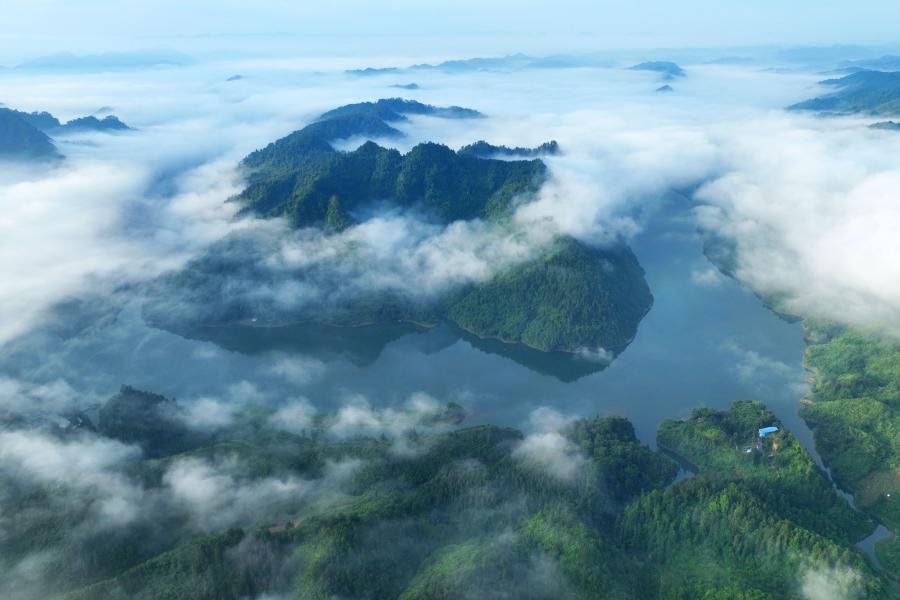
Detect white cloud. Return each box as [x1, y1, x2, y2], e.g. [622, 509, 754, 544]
[696, 115, 900, 335]
[268, 356, 326, 386]
[574, 347, 614, 364]
[801, 564, 863, 600]
[513, 407, 586, 482]
[163, 457, 313, 531]
[691, 267, 724, 287]
[0, 377, 80, 414]
[269, 398, 318, 434]
[723, 340, 797, 383]
[182, 396, 236, 430]
[0, 429, 145, 526]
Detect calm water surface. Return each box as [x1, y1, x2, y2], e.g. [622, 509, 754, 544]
[4, 194, 811, 445]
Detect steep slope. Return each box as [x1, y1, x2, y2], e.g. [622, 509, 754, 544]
[148, 98, 653, 357]
[0, 108, 60, 159]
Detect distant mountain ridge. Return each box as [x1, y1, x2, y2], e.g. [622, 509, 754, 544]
[0, 105, 132, 160]
[789, 70, 900, 115]
[11, 108, 131, 134]
[15, 50, 192, 71]
[346, 53, 614, 76]
[628, 61, 687, 79]
[457, 140, 560, 159]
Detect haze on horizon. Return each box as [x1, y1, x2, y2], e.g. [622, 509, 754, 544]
[2, 0, 900, 64]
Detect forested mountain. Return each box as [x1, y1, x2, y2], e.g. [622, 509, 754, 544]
[58, 115, 130, 133]
[237, 139, 546, 227]
[789, 70, 900, 114]
[627, 61, 686, 79]
[3, 107, 131, 135]
[3, 389, 889, 599]
[148, 99, 653, 356]
[0, 105, 131, 160]
[457, 140, 560, 159]
[0, 108, 60, 159]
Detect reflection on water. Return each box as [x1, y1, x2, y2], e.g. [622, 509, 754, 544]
[175, 321, 433, 367]
[174, 319, 611, 382]
[2, 193, 810, 449]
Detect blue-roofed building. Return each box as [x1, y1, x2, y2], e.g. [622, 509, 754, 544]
[758, 426, 779, 438]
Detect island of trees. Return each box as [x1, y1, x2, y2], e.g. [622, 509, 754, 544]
[146, 98, 653, 357]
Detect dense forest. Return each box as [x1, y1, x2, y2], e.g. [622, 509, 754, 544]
[146, 98, 653, 354]
[1, 387, 891, 599]
[0, 109, 60, 158]
[800, 324, 900, 574]
[0, 106, 131, 159]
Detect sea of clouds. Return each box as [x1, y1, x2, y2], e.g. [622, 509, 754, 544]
[0, 46, 896, 598]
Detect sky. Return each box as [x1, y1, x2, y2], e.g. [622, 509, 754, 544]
[3, 1, 900, 63]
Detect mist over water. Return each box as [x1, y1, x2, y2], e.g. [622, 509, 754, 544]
[0, 53, 862, 450]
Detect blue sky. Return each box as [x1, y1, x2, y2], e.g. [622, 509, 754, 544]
[3, 1, 900, 63]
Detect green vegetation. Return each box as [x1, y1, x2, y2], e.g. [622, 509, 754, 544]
[98, 385, 200, 457]
[633, 401, 886, 598]
[3, 107, 131, 136]
[0, 108, 60, 159]
[457, 139, 560, 158]
[58, 115, 130, 133]
[658, 400, 872, 543]
[627, 61, 686, 79]
[0, 105, 131, 160]
[799, 327, 900, 573]
[789, 70, 900, 115]
[446, 238, 651, 352]
[43, 399, 676, 600]
[239, 140, 546, 226]
[148, 98, 653, 356]
[4, 388, 890, 599]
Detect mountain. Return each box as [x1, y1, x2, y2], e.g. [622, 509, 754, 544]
[240, 99, 479, 176]
[789, 70, 900, 114]
[317, 98, 482, 121]
[457, 140, 560, 159]
[97, 386, 199, 458]
[627, 61, 686, 79]
[871, 120, 900, 130]
[6, 389, 887, 599]
[445, 238, 651, 353]
[0, 108, 60, 159]
[346, 53, 612, 76]
[16, 50, 193, 71]
[58, 115, 131, 134]
[838, 55, 900, 72]
[239, 140, 545, 226]
[4, 107, 132, 135]
[655, 84, 674, 93]
[12, 109, 61, 131]
[774, 44, 876, 65]
[147, 99, 652, 355]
